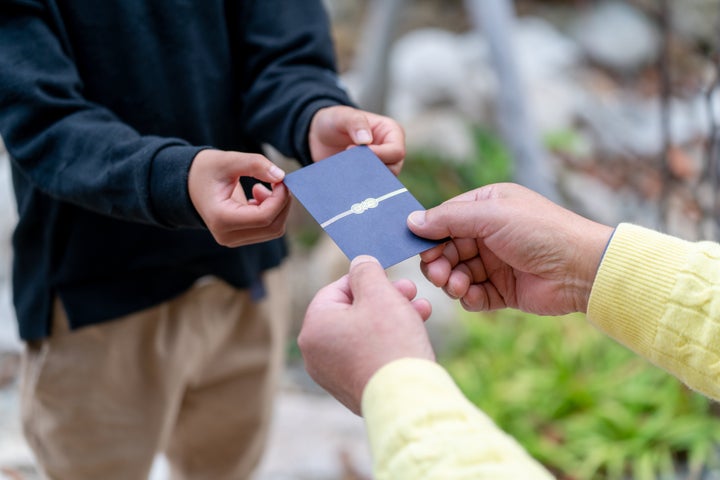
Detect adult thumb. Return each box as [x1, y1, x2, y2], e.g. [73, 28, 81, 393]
[407, 201, 486, 240]
[348, 255, 391, 301]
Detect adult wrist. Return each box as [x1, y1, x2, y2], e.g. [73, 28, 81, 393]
[575, 222, 615, 313]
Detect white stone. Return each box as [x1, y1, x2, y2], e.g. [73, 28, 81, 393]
[514, 17, 582, 82]
[403, 109, 477, 163]
[389, 28, 470, 108]
[577, 92, 717, 158]
[512, 18, 585, 134]
[388, 28, 495, 125]
[570, 1, 660, 72]
[387, 19, 588, 137]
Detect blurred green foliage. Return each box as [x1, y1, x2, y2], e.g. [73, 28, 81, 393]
[399, 126, 513, 208]
[290, 223, 323, 250]
[543, 128, 587, 156]
[440, 309, 720, 480]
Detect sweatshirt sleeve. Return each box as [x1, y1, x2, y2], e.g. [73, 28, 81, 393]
[238, 0, 355, 166]
[587, 223, 720, 400]
[362, 358, 556, 480]
[0, 1, 205, 229]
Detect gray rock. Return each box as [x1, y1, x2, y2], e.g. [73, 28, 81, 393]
[560, 169, 661, 229]
[578, 92, 716, 158]
[672, 0, 720, 45]
[514, 17, 582, 81]
[387, 28, 496, 125]
[403, 108, 477, 163]
[513, 18, 585, 134]
[570, 1, 660, 72]
[388, 18, 587, 136]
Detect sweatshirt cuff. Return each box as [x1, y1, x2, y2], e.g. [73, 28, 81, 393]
[587, 223, 692, 356]
[293, 97, 356, 166]
[150, 143, 208, 228]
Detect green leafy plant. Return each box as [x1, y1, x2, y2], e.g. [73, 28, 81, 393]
[440, 309, 720, 479]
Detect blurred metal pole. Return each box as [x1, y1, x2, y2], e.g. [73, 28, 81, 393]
[352, 0, 406, 114]
[709, 11, 720, 241]
[656, 0, 672, 233]
[464, 0, 560, 201]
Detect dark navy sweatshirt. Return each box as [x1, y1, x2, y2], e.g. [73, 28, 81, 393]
[0, 0, 353, 340]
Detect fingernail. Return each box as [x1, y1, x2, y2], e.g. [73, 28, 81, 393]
[355, 129, 372, 145]
[269, 165, 285, 181]
[408, 211, 425, 226]
[351, 255, 379, 267]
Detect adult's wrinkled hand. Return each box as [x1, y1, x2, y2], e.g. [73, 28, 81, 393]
[298, 255, 434, 415]
[408, 183, 614, 315]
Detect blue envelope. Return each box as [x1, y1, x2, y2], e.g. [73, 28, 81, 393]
[284, 146, 441, 269]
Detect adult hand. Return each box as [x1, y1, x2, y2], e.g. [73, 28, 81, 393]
[188, 149, 291, 247]
[308, 105, 406, 175]
[407, 183, 615, 315]
[298, 255, 434, 415]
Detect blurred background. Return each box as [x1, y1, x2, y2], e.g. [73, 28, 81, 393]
[2, 0, 720, 478]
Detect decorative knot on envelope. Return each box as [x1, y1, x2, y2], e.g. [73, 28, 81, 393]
[321, 188, 408, 228]
[283, 146, 441, 269]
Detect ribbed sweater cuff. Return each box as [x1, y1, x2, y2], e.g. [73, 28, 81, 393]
[587, 223, 692, 356]
[150, 144, 208, 228]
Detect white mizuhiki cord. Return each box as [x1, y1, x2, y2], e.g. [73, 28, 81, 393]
[320, 188, 408, 228]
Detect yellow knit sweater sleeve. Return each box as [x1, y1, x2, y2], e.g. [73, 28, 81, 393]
[587, 223, 720, 400]
[361, 358, 555, 480]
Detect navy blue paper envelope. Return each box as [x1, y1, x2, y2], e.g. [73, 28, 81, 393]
[284, 146, 440, 269]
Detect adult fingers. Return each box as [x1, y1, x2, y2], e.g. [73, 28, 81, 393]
[306, 274, 353, 312]
[348, 255, 396, 303]
[445, 263, 472, 299]
[420, 256, 452, 288]
[411, 298, 432, 321]
[419, 243, 447, 263]
[460, 281, 509, 312]
[392, 278, 418, 302]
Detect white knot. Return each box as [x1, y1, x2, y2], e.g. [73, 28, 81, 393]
[351, 197, 379, 214]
